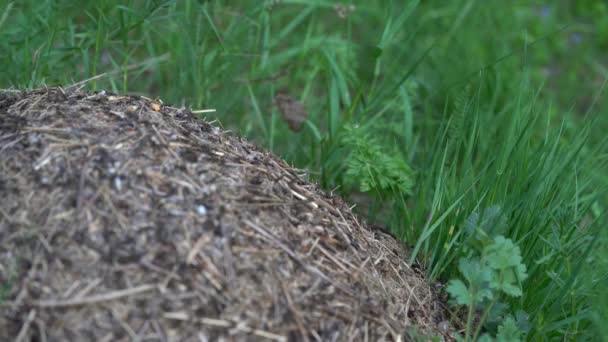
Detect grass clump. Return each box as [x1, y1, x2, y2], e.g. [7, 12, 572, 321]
[1, 0, 607, 340]
[403, 85, 607, 339]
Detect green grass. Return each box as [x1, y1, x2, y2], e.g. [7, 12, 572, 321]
[2, 0, 607, 340]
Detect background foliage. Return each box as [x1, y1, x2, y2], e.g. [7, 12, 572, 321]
[2, 0, 607, 340]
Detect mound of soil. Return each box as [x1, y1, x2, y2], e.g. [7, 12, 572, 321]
[0, 87, 449, 341]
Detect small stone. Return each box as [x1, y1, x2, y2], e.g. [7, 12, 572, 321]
[114, 176, 122, 191]
[196, 205, 207, 216]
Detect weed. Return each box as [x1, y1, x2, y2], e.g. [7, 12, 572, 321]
[447, 233, 527, 341]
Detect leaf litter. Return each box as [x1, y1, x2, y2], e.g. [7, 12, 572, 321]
[0, 87, 452, 341]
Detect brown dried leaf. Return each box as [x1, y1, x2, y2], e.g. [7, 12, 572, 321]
[274, 91, 308, 132]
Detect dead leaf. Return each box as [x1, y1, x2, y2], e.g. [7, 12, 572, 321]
[274, 91, 308, 132]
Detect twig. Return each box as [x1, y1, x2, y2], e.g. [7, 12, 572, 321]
[15, 310, 36, 342]
[243, 219, 355, 296]
[31, 284, 157, 308]
[66, 53, 171, 90]
[191, 109, 216, 114]
[280, 281, 309, 342]
[163, 312, 287, 342]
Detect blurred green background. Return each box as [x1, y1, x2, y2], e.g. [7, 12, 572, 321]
[1, 0, 607, 340]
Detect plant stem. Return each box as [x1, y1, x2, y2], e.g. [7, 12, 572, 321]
[465, 298, 476, 342]
[472, 298, 497, 341]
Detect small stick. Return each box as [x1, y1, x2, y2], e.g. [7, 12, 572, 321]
[243, 219, 355, 296]
[15, 310, 36, 342]
[31, 284, 157, 308]
[280, 281, 309, 342]
[191, 109, 216, 114]
[163, 312, 287, 342]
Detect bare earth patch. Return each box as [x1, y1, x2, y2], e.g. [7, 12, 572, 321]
[0, 87, 450, 341]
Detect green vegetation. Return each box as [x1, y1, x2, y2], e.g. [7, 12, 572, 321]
[2, 0, 607, 340]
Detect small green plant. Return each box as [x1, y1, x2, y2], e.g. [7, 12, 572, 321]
[447, 234, 528, 341]
[405, 324, 443, 342]
[340, 123, 415, 198]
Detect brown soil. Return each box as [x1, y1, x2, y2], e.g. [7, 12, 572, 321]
[0, 87, 450, 341]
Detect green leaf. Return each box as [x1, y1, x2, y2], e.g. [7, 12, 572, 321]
[447, 279, 472, 305]
[448, 83, 471, 144]
[477, 334, 494, 342]
[477, 288, 494, 303]
[491, 276, 522, 297]
[485, 236, 521, 270]
[448, 257, 494, 307]
[459, 257, 492, 287]
[464, 205, 508, 243]
[484, 236, 528, 297]
[514, 310, 531, 333]
[487, 301, 510, 324]
[496, 317, 522, 342]
[341, 124, 415, 196]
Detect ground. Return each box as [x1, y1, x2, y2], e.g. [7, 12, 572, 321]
[0, 87, 451, 341]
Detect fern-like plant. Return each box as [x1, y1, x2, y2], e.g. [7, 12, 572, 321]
[339, 123, 415, 198]
[448, 83, 472, 145]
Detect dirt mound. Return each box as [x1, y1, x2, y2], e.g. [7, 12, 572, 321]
[0, 87, 449, 341]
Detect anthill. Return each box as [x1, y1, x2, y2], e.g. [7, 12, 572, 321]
[0, 87, 451, 341]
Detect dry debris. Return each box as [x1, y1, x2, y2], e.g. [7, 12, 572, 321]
[274, 90, 308, 132]
[0, 87, 451, 341]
